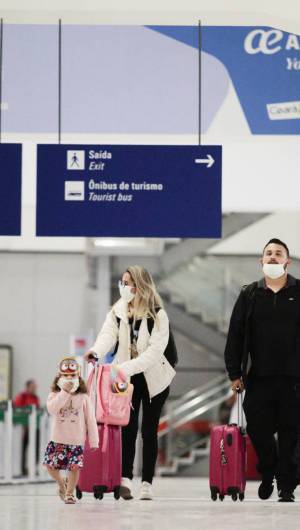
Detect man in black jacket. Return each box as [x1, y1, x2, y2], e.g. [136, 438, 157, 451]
[224, 238, 300, 502]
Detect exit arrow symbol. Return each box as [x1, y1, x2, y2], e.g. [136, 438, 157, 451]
[194, 154, 215, 168]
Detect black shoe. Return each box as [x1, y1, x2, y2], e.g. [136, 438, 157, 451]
[258, 480, 274, 500]
[278, 489, 295, 502]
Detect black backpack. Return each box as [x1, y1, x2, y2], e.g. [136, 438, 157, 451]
[113, 309, 178, 368]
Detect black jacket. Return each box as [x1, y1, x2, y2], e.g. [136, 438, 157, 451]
[224, 282, 256, 384]
[224, 275, 300, 385]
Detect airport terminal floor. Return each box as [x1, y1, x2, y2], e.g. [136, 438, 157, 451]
[1, 478, 300, 530]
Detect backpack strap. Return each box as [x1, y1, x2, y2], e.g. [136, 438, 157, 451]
[242, 281, 258, 300]
[241, 281, 258, 322]
[146, 307, 161, 335]
[112, 316, 121, 356]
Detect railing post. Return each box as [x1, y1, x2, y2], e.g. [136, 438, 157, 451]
[4, 400, 13, 481]
[133, 432, 142, 477]
[166, 401, 174, 466]
[28, 405, 37, 481]
[38, 409, 48, 478]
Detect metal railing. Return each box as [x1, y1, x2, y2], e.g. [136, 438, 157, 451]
[158, 374, 232, 469]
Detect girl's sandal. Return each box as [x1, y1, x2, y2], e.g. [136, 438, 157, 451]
[58, 483, 66, 502]
[64, 493, 76, 504]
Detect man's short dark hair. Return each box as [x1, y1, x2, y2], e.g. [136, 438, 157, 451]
[263, 238, 290, 257]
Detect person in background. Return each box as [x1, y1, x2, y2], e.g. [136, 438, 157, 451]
[85, 265, 176, 501]
[44, 357, 98, 504]
[13, 380, 40, 476]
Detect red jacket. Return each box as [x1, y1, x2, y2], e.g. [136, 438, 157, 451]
[13, 392, 40, 408]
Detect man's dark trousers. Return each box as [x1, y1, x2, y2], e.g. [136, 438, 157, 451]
[243, 375, 299, 491]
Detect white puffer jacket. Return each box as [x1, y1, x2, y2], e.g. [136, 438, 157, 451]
[90, 299, 176, 398]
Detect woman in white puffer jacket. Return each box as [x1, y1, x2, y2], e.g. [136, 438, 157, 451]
[85, 265, 176, 501]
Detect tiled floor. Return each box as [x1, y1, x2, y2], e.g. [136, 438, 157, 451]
[0, 478, 300, 530]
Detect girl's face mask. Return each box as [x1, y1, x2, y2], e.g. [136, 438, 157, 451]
[57, 376, 79, 393]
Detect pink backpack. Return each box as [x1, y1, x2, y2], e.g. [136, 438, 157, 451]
[88, 364, 133, 450]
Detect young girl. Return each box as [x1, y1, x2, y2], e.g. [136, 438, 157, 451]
[44, 357, 98, 504]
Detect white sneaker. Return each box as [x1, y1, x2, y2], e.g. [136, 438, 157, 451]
[120, 477, 133, 500]
[139, 481, 154, 500]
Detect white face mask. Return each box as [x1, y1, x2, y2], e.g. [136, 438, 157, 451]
[262, 263, 286, 280]
[57, 376, 79, 393]
[119, 283, 135, 303]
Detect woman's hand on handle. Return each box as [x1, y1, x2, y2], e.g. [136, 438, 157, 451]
[84, 350, 98, 363]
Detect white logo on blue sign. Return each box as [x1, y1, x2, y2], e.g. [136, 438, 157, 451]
[67, 150, 85, 170]
[65, 181, 85, 201]
[244, 29, 300, 55]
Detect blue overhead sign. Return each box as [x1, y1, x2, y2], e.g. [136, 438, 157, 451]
[3, 24, 299, 136]
[0, 144, 22, 235]
[148, 25, 300, 135]
[36, 144, 221, 238]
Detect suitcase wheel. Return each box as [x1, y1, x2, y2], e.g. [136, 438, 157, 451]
[239, 493, 245, 502]
[210, 487, 218, 501]
[227, 487, 239, 502]
[93, 485, 107, 500]
[113, 486, 121, 500]
[76, 486, 82, 500]
[219, 494, 224, 501]
[94, 492, 103, 500]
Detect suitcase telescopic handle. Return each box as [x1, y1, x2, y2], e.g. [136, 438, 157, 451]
[86, 361, 99, 414]
[237, 390, 245, 432]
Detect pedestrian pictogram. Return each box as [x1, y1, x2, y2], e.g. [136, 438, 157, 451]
[67, 150, 85, 170]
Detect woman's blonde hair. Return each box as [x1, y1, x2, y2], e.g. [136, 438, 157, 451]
[126, 265, 163, 321]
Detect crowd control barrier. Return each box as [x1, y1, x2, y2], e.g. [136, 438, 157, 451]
[0, 401, 51, 484]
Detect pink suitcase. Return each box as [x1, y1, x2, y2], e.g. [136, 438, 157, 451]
[209, 423, 246, 501]
[76, 423, 122, 500]
[209, 392, 246, 502]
